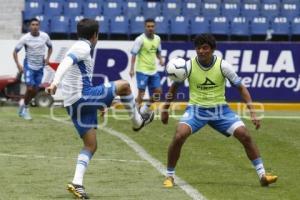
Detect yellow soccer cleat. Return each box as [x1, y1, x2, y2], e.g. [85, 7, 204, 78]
[260, 174, 278, 187]
[163, 176, 174, 188]
[67, 183, 89, 199]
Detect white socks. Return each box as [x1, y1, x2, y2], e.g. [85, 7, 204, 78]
[252, 157, 266, 179]
[120, 94, 142, 127]
[72, 149, 92, 186]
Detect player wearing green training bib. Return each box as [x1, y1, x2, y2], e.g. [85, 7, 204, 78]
[130, 18, 164, 116]
[161, 34, 278, 188]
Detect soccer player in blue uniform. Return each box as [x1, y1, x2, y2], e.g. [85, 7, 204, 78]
[161, 34, 277, 188]
[13, 18, 53, 120]
[46, 18, 153, 199]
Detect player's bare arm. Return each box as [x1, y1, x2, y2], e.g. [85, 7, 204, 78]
[238, 84, 261, 130]
[129, 55, 136, 78]
[45, 47, 53, 65]
[12, 50, 23, 73]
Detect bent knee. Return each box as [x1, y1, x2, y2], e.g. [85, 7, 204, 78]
[115, 80, 131, 95]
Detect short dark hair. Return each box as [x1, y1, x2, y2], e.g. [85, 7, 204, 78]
[145, 18, 155, 25]
[29, 18, 39, 24]
[194, 34, 216, 49]
[77, 18, 99, 40]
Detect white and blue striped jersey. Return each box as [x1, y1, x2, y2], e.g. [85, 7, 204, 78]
[59, 40, 93, 106]
[15, 31, 52, 70]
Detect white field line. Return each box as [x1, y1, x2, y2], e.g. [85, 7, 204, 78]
[40, 114, 207, 200]
[103, 127, 207, 200]
[0, 152, 146, 164]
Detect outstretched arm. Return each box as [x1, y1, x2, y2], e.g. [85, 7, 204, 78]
[45, 56, 73, 95]
[237, 85, 261, 130]
[161, 82, 181, 124]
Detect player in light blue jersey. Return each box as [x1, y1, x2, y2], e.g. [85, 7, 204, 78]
[13, 18, 53, 120]
[46, 18, 154, 199]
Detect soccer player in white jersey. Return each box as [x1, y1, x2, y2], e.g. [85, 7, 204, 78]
[161, 34, 277, 188]
[46, 18, 153, 199]
[129, 18, 164, 115]
[13, 18, 53, 120]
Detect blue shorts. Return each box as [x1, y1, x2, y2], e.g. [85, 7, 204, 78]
[24, 61, 44, 87]
[136, 72, 161, 91]
[66, 82, 116, 138]
[180, 105, 245, 137]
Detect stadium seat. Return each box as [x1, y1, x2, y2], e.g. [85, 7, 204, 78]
[24, 0, 44, 20]
[241, 1, 260, 19]
[50, 16, 70, 34]
[250, 17, 269, 36]
[110, 15, 129, 34]
[221, 0, 241, 20]
[211, 16, 230, 36]
[154, 16, 169, 35]
[261, 2, 280, 20]
[83, 1, 102, 17]
[123, 1, 142, 18]
[35, 15, 50, 33]
[44, 0, 63, 17]
[281, 0, 300, 21]
[291, 17, 300, 35]
[230, 17, 250, 36]
[142, 2, 161, 19]
[162, 1, 181, 17]
[70, 15, 84, 34]
[170, 16, 190, 35]
[94, 15, 110, 34]
[271, 17, 290, 36]
[181, 1, 200, 17]
[201, 0, 221, 19]
[190, 16, 210, 35]
[102, 1, 123, 18]
[63, 0, 83, 16]
[130, 16, 145, 35]
[262, 0, 280, 3]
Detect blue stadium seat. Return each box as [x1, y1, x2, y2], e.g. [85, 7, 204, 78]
[281, 0, 300, 21]
[170, 16, 190, 35]
[230, 17, 249, 36]
[201, 1, 221, 19]
[261, 2, 280, 20]
[50, 16, 70, 34]
[241, 1, 260, 19]
[44, 0, 63, 17]
[211, 16, 230, 36]
[63, 0, 82, 17]
[221, 0, 241, 20]
[123, 1, 142, 18]
[35, 15, 50, 33]
[94, 15, 110, 34]
[154, 16, 169, 35]
[83, 1, 102, 17]
[250, 17, 269, 35]
[162, 1, 181, 17]
[142, 2, 161, 19]
[262, 0, 280, 3]
[24, 0, 44, 20]
[271, 17, 290, 36]
[102, 1, 123, 18]
[130, 16, 145, 35]
[70, 15, 84, 34]
[110, 16, 129, 34]
[291, 17, 300, 35]
[181, 1, 200, 17]
[190, 16, 209, 35]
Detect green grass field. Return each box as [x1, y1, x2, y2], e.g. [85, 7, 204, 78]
[1, 106, 300, 200]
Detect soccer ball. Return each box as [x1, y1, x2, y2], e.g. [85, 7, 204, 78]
[166, 57, 190, 82]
